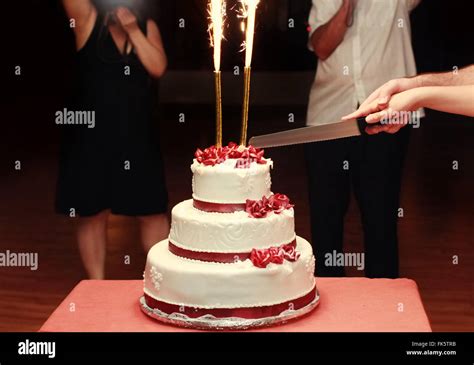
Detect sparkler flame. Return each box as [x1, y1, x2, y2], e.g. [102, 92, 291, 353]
[208, 0, 226, 72]
[239, 0, 260, 67]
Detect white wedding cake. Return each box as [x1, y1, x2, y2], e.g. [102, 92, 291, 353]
[141, 143, 318, 329]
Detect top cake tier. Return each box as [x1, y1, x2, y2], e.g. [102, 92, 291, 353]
[191, 144, 273, 206]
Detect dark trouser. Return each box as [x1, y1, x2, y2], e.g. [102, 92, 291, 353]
[305, 127, 410, 278]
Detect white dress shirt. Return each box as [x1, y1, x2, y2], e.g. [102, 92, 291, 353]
[307, 0, 422, 126]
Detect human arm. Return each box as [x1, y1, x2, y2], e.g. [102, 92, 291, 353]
[343, 64, 474, 121]
[363, 85, 474, 135]
[62, 0, 94, 23]
[309, 0, 354, 61]
[416, 86, 474, 116]
[115, 7, 167, 79]
[406, 0, 422, 12]
[62, 0, 96, 49]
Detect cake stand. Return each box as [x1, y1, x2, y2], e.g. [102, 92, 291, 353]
[139, 290, 320, 331]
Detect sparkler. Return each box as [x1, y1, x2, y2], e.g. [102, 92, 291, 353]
[209, 0, 226, 147]
[239, 0, 260, 146]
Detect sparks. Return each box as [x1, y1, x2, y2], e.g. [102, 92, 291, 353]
[239, 0, 260, 67]
[208, 0, 226, 72]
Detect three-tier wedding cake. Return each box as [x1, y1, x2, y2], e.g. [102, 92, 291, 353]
[141, 143, 319, 329]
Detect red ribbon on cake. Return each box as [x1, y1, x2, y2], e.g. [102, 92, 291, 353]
[169, 239, 297, 264]
[144, 286, 317, 320]
[193, 199, 246, 213]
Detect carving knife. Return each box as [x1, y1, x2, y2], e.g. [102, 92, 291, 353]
[249, 118, 369, 148]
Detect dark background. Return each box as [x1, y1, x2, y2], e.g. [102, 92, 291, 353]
[2, 0, 474, 157]
[0, 0, 473, 332]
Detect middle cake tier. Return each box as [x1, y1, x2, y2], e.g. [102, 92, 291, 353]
[169, 199, 296, 255]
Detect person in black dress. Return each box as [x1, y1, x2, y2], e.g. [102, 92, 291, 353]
[58, 0, 169, 279]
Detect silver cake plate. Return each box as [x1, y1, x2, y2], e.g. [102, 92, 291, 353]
[139, 291, 320, 331]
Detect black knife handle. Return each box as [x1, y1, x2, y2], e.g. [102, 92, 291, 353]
[356, 117, 383, 135]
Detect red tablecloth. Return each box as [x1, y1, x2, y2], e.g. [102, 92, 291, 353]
[39, 278, 431, 332]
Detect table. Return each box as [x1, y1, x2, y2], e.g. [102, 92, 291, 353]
[39, 278, 431, 332]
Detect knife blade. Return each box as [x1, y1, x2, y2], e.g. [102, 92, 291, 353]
[249, 118, 368, 149]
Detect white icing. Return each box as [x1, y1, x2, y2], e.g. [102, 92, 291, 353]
[305, 255, 316, 282]
[191, 159, 273, 204]
[169, 199, 295, 253]
[144, 237, 316, 309]
[150, 267, 163, 291]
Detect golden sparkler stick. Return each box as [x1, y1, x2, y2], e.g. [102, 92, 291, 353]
[239, 0, 259, 146]
[240, 66, 251, 146]
[215, 70, 223, 147]
[209, 0, 225, 147]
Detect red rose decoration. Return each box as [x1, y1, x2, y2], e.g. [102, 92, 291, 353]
[282, 244, 301, 262]
[250, 242, 300, 268]
[245, 199, 269, 218]
[268, 247, 285, 264]
[195, 146, 227, 166]
[195, 143, 266, 168]
[250, 248, 273, 268]
[246, 194, 294, 218]
[234, 146, 266, 168]
[268, 194, 294, 214]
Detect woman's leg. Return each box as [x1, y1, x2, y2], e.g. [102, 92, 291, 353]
[77, 210, 109, 279]
[138, 214, 169, 253]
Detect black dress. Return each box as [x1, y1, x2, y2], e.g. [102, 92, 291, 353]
[56, 14, 168, 217]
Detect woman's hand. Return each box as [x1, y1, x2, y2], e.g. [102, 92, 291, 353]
[364, 88, 422, 135]
[124, 18, 168, 78]
[343, 77, 420, 121]
[115, 7, 139, 34]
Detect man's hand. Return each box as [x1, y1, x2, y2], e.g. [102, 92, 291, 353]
[363, 88, 422, 135]
[343, 77, 419, 121]
[115, 7, 139, 34]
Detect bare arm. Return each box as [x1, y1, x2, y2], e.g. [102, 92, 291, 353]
[415, 86, 474, 117]
[62, 0, 96, 50]
[417, 65, 474, 87]
[62, 0, 94, 24]
[362, 85, 474, 135]
[129, 20, 167, 78]
[310, 0, 353, 61]
[116, 8, 167, 79]
[344, 64, 474, 120]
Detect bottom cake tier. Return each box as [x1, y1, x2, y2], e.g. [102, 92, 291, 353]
[142, 237, 318, 329]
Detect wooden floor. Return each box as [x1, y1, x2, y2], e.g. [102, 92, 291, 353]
[0, 106, 472, 332]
